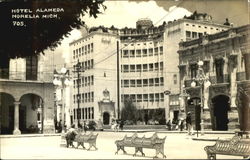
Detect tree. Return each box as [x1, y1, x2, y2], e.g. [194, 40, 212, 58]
[121, 98, 138, 124]
[0, 0, 105, 68]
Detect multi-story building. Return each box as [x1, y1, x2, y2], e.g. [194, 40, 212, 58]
[178, 24, 250, 131]
[69, 12, 231, 126]
[69, 27, 119, 125]
[0, 54, 54, 134]
[119, 13, 230, 124]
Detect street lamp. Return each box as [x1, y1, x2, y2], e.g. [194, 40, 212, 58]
[191, 60, 211, 136]
[53, 67, 71, 133]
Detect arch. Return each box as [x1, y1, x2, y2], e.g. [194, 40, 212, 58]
[0, 92, 15, 134]
[19, 93, 44, 134]
[19, 92, 44, 102]
[211, 95, 230, 131]
[103, 112, 110, 125]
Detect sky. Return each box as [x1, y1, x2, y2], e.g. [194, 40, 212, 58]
[46, 0, 192, 68]
[46, 0, 249, 69]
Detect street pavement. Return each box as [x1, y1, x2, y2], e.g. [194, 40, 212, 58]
[0, 131, 241, 159]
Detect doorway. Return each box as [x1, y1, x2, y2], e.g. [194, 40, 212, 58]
[103, 112, 110, 125]
[212, 95, 230, 130]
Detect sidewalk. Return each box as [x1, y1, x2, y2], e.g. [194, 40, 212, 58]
[0, 129, 236, 140]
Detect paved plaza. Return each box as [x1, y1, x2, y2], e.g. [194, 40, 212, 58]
[0, 131, 240, 159]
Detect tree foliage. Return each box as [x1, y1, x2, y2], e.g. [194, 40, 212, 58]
[0, 0, 105, 67]
[121, 98, 138, 124]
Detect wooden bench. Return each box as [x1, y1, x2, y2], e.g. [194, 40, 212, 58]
[204, 135, 250, 159]
[74, 132, 98, 150]
[115, 132, 166, 158]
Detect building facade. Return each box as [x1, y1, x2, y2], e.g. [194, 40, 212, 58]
[69, 28, 119, 125]
[119, 14, 230, 124]
[178, 24, 250, 131]
[0, 55, 55, 134]
[68, 12, 231, 126]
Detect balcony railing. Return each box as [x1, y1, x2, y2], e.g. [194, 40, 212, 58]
[0, 70, 54, 82]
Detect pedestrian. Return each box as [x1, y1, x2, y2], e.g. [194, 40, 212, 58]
[166, 120, 172, 131]
[186, 112, 193, 135]
[119, 119, 124, 131]
[179, 118, 184, 131]
[83, 121, 88, 133]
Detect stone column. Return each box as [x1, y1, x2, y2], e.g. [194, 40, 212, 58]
[13, 101, 21, 135]
[229, 55, 237, 108]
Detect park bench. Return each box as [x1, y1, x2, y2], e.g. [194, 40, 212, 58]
[74, 132, 98, 150]
[115, 132, 166, 158]
[204, 135, 250, 159]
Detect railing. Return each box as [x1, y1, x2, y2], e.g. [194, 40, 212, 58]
[0, 71, 54, 82]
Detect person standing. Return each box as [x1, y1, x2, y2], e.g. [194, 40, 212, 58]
[83, 121, 88, 133]
[186, 112, 193, 135]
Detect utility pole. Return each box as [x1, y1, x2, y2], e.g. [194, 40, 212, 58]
[74, 59, 84, 128]
[117, 40, 120, 119]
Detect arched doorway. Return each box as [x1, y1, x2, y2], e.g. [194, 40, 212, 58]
[212, 95, 230, 131]
[103, 112, 110, 125]
[0, 92, 15, 134]
[187, 97, 201, 130]
[19, 93, 43, 134]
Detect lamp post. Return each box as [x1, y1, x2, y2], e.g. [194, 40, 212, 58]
[191, 61, 211, 136]
[72, 59, 84, 128]
[53, 67, 71, 133]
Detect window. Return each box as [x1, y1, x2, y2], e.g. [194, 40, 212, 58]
[143, 79, 148, 87]
[155, 93, 159, 102]
[85, 108, 88, 119]
[123, 50, 129, 58]
[192, 32, 197, 39]
[160, 93, 164, 101]
[149, 78, 154, 86]
[159, 46, 163, 55]
[136, 64, 141, 72]
[137, 79, 142, 87]
[160, 77, 164, 86]
[88, 76, 90, 86]
[143, 94, 148, 102]
[136, 50, 141, 57]
[124, 80, 129, 87]
[91, 43, 93, 52]
[88, 108, 91, 119]
[149, 94, 154, 102]
[82, 93, 84, 103]
[90, 59, 94, 69]
[85, 93, 88, 102]
[215, 59, 224, 83]
[91, 92, 94, 102]
[137, 94, 142, 102]
[143, 64, 148, 72]
[88, 93, 90, 102]
[143, 49, 147, 57]
[87, 60, 90, 69]
[130, 65, 135, 72]
[26, 56, 38, 80]
[149, 63, 153, 71]
[91, 75, 94, 85]
[91, 107, 94, 119]
[131, 94, 136, 102]
[88, 44, 90, 53]
[85, 77, 87, 86]
[198, 33, 203, 38]
[154, 47, 158, 55]
[155, 63, 159, 71]
[186, 31, 191, 38]
[149, 48, 153, 56]
[190, 64, 198, 79]
[82, 108, 85, 119]
[130, 50, 135, 58]
[82, 47, 84, 55]
[155, 78, 159, 86]
[121, 80, 124, 88]
[160, 62, 163, 70]
[123, 65, 129, 72]
[73, 95, 76, 103]
[130, 80, 135, 87]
